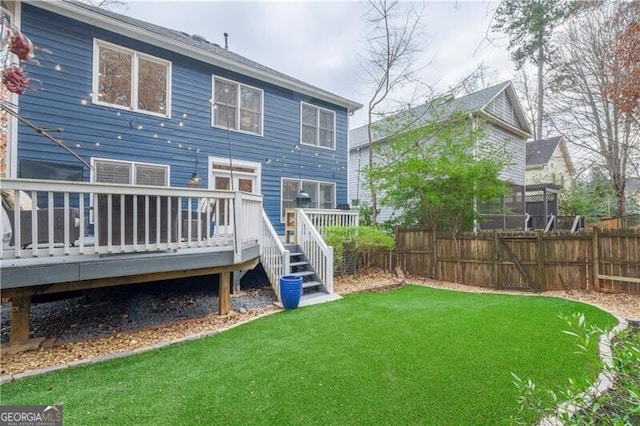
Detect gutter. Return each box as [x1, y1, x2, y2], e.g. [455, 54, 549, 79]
[25, 0, 363, 112]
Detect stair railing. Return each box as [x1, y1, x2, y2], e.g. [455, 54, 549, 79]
[259, 208, 289, 300]
[295, 209, 334, 293]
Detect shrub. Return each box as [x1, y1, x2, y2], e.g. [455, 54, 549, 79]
[510, 314, 640, 425]
[322, 226, 394, 273]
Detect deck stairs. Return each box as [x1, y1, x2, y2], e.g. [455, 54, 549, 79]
[258, 208, 344, 308]
[283, 243, 341, 307]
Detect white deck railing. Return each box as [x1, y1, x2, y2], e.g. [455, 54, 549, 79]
[259, 209, 290, 301]
[296, 209, 334, 293]
[0, 178, 262, 261]
[304, 208, 359, 229]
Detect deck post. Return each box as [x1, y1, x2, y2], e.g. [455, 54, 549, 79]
[219, 271, 231, 315]
[9, 291, 32, 345]
[232, 271, 242, 294]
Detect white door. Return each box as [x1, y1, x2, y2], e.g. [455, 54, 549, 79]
[209, 157, 260, 235]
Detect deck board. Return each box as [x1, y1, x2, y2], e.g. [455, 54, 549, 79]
[1, 244, 260, 290]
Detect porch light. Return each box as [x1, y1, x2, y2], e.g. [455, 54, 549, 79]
[188, 150, 202, 187]
[293, 142, 311, 208]
[295, 190, 311, 208]
[188, 171, 201, 188]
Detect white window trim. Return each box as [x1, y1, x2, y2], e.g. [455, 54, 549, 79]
[89, 158, 170, 223]
[299, 102, 336, 151]
[211, 75, 264, 137]
[279, 177, 336, 222]
[92, 39, 172, 118]
[90, 157, 171, 186]
[208, 156, 262, 193]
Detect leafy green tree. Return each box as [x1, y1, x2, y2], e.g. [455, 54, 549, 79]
[367, 113, 511, 232]
[491, 0, 581, 139]
[559, 174, 617, 218]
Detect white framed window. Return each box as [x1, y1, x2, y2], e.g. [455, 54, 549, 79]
[212, 76, 263, 136]
[89, 158, 169, 223]
[91, 158, 169, 186]
[280, 178, 335, 221]
[300, 102, 335, 150]
[92, 39, 171, 117]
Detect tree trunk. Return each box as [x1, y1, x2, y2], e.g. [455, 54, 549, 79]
[536, 42, 544, 140]
[367, 115, 378, 226]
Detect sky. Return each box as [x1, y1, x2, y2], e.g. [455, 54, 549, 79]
[121, 0, 515, 129]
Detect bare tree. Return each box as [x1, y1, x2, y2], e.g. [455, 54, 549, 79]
[359, 0, 427, 226]
[548, 4, 639, 217]
[78, 0, 126, 12]
[512, 68, 540, 140]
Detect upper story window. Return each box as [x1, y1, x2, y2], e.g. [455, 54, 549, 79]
[300, 102, 335, 150]
[212, 76, 263, 136]
[93, 39, 171, 117]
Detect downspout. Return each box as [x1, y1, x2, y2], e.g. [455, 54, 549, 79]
[356, 147, 361, 204]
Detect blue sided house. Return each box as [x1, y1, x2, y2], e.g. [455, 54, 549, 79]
[0, 0, 361, 346]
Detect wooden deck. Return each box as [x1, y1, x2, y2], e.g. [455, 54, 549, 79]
[0, 178, 264, 348]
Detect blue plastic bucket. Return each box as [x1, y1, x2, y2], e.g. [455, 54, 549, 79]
[279, 275, 303, 309]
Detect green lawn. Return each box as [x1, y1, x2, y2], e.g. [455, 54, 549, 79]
[0, 285, 616, 425]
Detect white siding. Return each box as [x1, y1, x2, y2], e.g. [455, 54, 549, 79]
[348, 143, 397, 223]
[483, 125, 526, 186]
[526, 145, 574, 188]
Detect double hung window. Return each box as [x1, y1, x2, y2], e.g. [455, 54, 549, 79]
[93, 39, 171, 116]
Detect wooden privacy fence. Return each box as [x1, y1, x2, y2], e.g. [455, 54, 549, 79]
[359, 227, 640, 295]
[593, 214, 640, 230]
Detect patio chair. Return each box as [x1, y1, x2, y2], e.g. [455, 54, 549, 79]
[1, 190, 80, 248]
[181, 198, 216, 240]
[96, 194, 179, 245]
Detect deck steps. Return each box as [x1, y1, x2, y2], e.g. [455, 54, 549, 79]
[283, 243, 325, 297]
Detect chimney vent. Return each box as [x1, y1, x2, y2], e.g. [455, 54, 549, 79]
[224, 32, 229, 50]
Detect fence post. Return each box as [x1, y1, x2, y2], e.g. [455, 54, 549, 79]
[492, 230, 499, 289]
[432, 229, 438, 280]
[536, 231, 545, 292]
[593, 227, 600, 292]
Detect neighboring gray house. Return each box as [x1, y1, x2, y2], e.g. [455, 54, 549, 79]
[348, 81, 531, 223]
[627, 177, 640, 209]
[526, 136, 575, 189]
